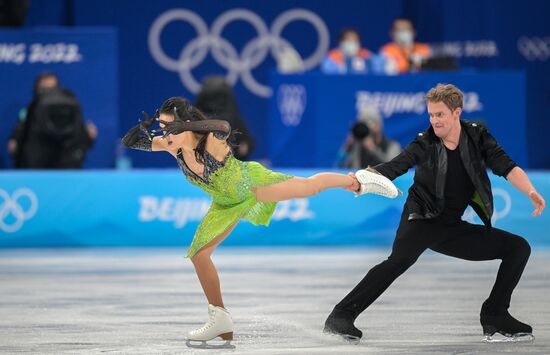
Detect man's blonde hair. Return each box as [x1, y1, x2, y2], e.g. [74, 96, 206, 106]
[424, 83, 464, 112]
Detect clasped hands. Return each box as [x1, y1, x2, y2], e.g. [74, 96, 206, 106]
[138, 110, 186, 140]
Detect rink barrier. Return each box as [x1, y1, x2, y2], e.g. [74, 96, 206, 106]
[0, 170, 549, 248]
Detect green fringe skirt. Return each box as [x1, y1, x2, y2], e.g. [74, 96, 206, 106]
[185, 156, 293, 258]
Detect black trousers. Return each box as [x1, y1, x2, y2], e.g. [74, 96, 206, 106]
[334, 214, 531, 319]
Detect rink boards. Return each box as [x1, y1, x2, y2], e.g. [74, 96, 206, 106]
[0, 170, 549, 248]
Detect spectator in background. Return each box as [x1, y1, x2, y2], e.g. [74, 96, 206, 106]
[338, 106, 401, 168]
[322, 28, 372, 74]
[380, 18, 431, 74]
[0, 0, 28, 26]
[7, 71, 97, 168]
[194, 76, 255, 160]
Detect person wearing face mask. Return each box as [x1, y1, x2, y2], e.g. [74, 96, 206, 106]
[380, 18, 431, 74]
[321, 28, 372, 74]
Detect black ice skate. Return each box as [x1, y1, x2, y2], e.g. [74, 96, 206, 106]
[323, 309, 362, 343]
[481, 311, 534, 343]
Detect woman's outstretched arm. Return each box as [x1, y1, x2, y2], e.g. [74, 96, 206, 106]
[160, 119, 231, 141]
[121, 124, 153, 151]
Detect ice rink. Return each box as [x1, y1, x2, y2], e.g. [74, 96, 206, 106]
[1, 247, 549, 354]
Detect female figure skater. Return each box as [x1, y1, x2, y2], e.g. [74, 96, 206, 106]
[122, 97, 399, 347]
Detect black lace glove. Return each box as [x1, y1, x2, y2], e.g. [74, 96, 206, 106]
[122, 111, 160, 146]
[158, 117, 231, 140]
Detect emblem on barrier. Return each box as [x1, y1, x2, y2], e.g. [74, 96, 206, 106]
[0, 188, 38, 233]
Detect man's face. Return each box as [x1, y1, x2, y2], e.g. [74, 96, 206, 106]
[35, 76, 59, 95]
[392, 20, 415, 47]
[339, 31, 360, 56]
[367, 120, 381, 134]
[427, 101, 461, 139]
[38, 76, 58, 90]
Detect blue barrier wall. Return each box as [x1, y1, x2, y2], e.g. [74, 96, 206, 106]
[1, 170, 548, 249]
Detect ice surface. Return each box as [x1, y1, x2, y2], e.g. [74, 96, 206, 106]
[1, 247, 549, 354]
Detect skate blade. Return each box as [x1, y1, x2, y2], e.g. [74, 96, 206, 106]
[482, 332, 535, 343]
[323, 330, 361, 344]
[342, 334, 361, 344]
[186, 339, 235, 349]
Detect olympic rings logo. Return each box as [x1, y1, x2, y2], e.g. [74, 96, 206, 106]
[517, 36, 550, 61]
[148, 8, 330, 97]
[0, 188, 38, 233]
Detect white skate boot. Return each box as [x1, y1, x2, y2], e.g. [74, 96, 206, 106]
[186, 304, 235, 349]
[355, 167, 402, 198]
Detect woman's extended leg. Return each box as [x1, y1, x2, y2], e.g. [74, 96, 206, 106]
[190, 221, 239, 307]
[254, 173, 357, 203]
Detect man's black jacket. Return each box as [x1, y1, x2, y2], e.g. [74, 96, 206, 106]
[374, 120, 517, 227]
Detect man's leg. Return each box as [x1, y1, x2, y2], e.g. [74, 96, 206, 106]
[430, 222, 532, 339]
[325, 219, 439, 339]
[430, 222, 531, 314]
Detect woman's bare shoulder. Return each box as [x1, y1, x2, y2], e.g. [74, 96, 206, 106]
[205, 132, 231, 160]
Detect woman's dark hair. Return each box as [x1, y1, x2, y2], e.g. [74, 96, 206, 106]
[159, 96, 234, 164]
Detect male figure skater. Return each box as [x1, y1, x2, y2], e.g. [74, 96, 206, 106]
[325, 83, 546, 342]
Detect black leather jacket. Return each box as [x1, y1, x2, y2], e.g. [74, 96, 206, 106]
[374, 120, 517, 227]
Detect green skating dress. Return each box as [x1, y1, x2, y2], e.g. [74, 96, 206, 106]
[176, 148, 293, 258]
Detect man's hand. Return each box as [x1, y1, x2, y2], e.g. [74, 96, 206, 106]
[362, 135, 376, 152]
[529, 190, 545, 217]
[7, 139, 17, 155]
[505, 167, 545, 217]
[345, 172, 360, 192]
[86, 122, 98, 140]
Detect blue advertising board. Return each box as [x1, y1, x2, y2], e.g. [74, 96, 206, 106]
[1, 169, 548, 249]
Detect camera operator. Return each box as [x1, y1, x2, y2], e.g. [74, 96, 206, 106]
[8, 72, 97, 168]
[339, 106, 401, 168]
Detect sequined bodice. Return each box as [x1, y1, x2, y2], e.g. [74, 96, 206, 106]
[176, 148, 232, 185]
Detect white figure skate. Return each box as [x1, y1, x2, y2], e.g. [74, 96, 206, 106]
[355, 168, 402, 198]
[186, 304, 235, 349]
